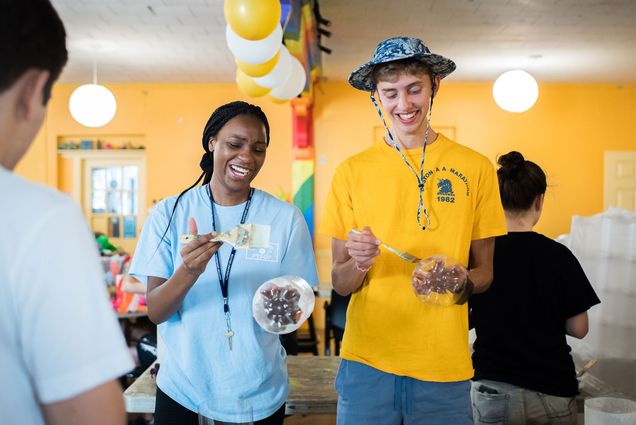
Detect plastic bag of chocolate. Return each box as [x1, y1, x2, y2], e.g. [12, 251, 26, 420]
[412, 255, 471, 306]
[252, 275, 315, 334]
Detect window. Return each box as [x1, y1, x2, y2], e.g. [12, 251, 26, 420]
[90, 165, 139, 239]
[57, 148, 146, 254]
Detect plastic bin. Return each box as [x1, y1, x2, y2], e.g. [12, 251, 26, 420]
[585, 397, 636, 425]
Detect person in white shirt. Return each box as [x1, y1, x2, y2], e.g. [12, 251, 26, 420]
[0, 0, 134, 424]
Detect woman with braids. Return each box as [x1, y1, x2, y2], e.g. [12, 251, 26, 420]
[130, 101, 318, 425]
[469, 151, 600, 425]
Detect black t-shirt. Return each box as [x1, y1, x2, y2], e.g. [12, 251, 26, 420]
[470, 231, 600, 397]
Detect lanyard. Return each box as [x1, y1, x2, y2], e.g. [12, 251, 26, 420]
[370, 93, 432, 230]
[207, 185, 253, 316]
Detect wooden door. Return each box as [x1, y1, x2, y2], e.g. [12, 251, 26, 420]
[605, 151, 636, 211]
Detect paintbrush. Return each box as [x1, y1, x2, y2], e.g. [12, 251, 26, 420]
[351, 228, 421, 263]
[576, 358, 598, 378]
[179, 223, 270, 249]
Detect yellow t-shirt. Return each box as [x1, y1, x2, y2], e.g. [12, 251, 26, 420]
[319, 133, 507, 382]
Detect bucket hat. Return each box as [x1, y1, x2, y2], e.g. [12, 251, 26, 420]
[348, 36, 456, 92]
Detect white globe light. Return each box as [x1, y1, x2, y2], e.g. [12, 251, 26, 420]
[69, 84, 117, 127]
[492, 70, 539, 113]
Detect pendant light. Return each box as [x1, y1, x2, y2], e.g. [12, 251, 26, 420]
[69, 63, 117, 127]
[492, 70, 539, 113]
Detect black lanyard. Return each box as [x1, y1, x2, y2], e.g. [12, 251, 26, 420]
[207, 185, 254, 315]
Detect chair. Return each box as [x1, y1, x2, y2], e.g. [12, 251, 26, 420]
[297, 314, 319, 355]
[323, 289, 350, 356]
[281, 314, 320, 356]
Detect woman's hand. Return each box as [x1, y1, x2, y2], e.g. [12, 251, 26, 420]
[180, 217, 222, 277]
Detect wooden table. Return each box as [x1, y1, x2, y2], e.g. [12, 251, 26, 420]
[124, 355, 626, 416]
[124, 355, 340, 415]
[576, 368, 630, 414]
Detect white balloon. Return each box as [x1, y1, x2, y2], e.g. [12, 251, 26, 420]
[69, 84, 117, 128]
[270, 56, 307, 100]
[253, 45, 292, 89]
[226, 24, 281, 65]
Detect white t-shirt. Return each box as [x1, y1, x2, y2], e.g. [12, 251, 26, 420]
[130, 186, 318, 422]
[0, 167, 134, 424]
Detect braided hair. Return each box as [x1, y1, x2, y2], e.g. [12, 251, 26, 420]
[497, 151, 547, 211]
[158, 101, 270, 246]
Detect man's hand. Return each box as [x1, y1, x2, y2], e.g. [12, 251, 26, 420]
[345, 226, 381, 272]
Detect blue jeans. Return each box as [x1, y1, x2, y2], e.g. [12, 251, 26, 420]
[471, 379, 577, 425]
[335, 359, 473, 425]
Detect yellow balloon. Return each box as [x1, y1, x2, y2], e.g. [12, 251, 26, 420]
[268, 95, 288, 104]
[236, 50, 280, 78]
[236, 70, 270, 98]
[224, 0, 281, 41]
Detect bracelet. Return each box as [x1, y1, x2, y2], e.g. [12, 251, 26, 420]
[354, 262, 371, 273]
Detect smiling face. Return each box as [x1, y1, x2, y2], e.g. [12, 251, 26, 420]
[376, 70, 440, 144]
[208, 114, 268, 205]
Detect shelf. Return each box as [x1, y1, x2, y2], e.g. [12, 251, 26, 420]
[57, 133, 145, 151]
[57, 149, 145, 159]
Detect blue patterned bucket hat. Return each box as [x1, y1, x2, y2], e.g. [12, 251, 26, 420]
[348, 36, 456, 92]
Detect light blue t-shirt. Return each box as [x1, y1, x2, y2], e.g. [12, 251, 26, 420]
[130, 186, 318, 421]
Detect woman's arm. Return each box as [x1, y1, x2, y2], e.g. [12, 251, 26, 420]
[147, 232, 221, 324]
[565, 311, 589, 339]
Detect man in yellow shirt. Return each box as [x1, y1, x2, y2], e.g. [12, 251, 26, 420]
[320, 36, 507, 424]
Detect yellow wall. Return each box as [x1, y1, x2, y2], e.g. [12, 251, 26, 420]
[30, 83, 294, 204]
[16, 81, 636, 255]
[313, 82, 636, 250]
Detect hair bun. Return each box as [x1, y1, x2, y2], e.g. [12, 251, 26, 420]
[498, 151, 524, 167]
[497, 151, 525, 179]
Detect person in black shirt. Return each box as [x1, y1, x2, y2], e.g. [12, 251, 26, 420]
[469, 151, 600, 425]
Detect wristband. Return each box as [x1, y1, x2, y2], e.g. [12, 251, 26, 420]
[354, 262, 371, 273]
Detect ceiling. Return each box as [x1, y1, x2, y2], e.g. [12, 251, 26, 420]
[52, 0, 636, 84]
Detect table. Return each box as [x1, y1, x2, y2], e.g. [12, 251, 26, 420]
[124, 355, 340, 415]
[124, 355, 625, 416]
[576, 368, 629, 414]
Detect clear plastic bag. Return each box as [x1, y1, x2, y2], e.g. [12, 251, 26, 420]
[412, 255, 469, 306]
[252, 275, 315, 334]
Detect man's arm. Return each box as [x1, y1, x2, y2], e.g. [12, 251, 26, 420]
[331, 227, 380, 296]
[41, 380, 125, 425]
[468, 237, 496, 294]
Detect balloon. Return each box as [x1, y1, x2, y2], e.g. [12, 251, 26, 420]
[253, 45, 292, 89]
[224, 0, 281, 41]
[270, 56, 307, 100]
[236, 50, 280, 78]
[268, 95, 288, 104]
[226, 24, 281, 64]
[236, 70, 270, 98]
